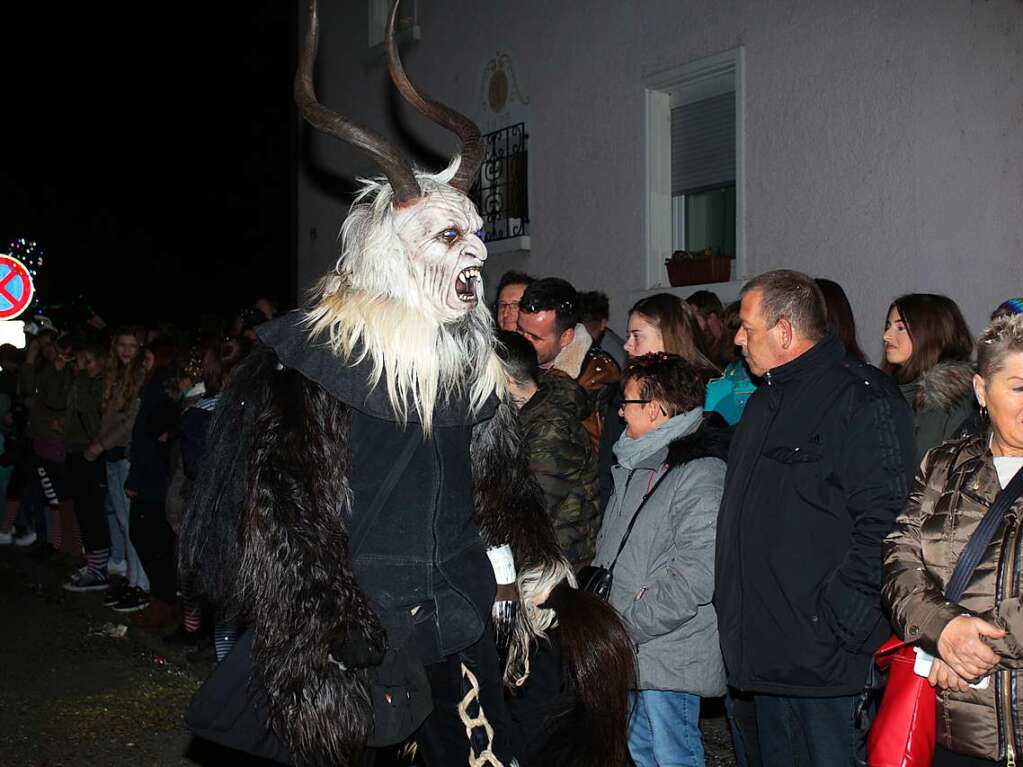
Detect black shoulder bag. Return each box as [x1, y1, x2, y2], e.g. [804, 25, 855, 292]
[945, 461, 1023, 603]
[578, 466, 676, 601]
[344, 435, 434, 749]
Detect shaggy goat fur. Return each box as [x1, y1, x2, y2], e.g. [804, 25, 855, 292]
[305, 162, 504, 435]
[472, 403, 636, 766]
[470, 401, 574, 686]
[180, 347, 383, 765]
[182, 352, 637, 765]
[181, 170, 634, 763]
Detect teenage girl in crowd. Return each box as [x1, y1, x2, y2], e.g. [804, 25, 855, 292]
[94, 329, 149, 612]
[816, 278, 867, 363]
[882, 293, 978, 463]
[124, 339, 182, 629]
[597, 294, 719, 506]
[61, 337, 110, 592]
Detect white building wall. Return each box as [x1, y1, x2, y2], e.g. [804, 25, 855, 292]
[297, 0, 1023, 354]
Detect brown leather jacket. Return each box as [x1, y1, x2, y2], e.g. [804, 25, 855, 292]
[576, 347, 620, 450]
[883, 434, 1023, 762]
[547, 328, 621, 452]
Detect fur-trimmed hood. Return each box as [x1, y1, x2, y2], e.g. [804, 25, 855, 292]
[549, 323, 593, 380]
[904, 360, 975, 413]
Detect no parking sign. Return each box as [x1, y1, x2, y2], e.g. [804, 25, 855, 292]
[0, 254, 34, 320]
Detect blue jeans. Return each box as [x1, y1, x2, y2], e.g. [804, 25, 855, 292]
[105, 471, 126, 567]
[754, 693, 864, 767]
[106, 460, 148, 591]
[725, 688, 760, 767]
[628, 690, 705, 767]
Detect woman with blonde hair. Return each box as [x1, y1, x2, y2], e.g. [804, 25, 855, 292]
[88, 328, 149, 611]
[599, 294, 721, 508]
[883, 313, 1023, 765]
[623, 293, 720, 380]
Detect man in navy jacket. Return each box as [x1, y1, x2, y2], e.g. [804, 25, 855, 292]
[715, 270, 915, 766]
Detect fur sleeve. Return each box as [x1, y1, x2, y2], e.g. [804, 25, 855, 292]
[471, 399, 575, 686]
[180, 345, 384, 765]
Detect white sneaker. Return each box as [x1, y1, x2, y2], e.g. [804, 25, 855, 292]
[0, 530, 12, 545]
[63, 568, 109, 592]
[14, 530, 37, 547]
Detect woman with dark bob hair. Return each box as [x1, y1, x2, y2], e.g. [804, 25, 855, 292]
[816, 277, 866, 363]
[882, 293, 978, 463]
[592, 352, 729, 766]
[883, 313, 1023, 765]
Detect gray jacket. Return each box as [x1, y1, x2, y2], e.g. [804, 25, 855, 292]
[593, 408, 727, 696]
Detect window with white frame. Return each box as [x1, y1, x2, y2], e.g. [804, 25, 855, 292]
[644, 48, 744, 290]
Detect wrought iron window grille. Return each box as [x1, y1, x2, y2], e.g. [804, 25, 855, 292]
[470, 123, 529, 243]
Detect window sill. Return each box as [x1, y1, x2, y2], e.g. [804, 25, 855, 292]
[485, 236, 531, 256]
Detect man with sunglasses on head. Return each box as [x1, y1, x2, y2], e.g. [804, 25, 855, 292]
[516, 277, 620, 450]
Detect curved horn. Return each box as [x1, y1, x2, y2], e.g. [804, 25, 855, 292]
[385, 0, 483, 192]
[295, 0, 421, 203]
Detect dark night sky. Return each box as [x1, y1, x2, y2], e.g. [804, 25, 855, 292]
[0, 3, 296, 327]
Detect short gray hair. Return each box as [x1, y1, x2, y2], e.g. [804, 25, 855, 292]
[977, 313, 1023, 379]
[741, 269, 828, 342]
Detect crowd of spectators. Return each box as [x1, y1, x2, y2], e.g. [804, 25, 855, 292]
[0, 297, 279, 661]
[492, 269, 1023, 767]
[4, 272, 1023, 767]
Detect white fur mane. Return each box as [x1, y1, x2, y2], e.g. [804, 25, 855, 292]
[305, 160, 504, 433]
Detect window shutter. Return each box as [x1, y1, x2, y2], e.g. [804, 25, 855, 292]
[671, 92, 735, 195]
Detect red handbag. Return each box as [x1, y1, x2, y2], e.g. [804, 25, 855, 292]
[867, 636, 937, 767]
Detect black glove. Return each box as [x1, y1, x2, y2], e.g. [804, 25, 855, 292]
[329, 633, 386, 669]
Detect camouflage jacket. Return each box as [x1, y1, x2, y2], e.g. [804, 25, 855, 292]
[519, 373, 601, 568]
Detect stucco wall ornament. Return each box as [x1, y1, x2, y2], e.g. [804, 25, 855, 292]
[480, 52, 529, 116]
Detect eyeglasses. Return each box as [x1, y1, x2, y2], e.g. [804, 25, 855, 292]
[496, 301, 520, 311]
[620, 398, 669, 416]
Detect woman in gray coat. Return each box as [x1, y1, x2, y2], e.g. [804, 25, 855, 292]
[593, 352, 728, 767]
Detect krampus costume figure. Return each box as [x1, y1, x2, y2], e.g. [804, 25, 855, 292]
[179, 2, 633, 766]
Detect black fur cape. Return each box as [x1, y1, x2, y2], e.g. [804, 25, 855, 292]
[179, 337, 567, 766]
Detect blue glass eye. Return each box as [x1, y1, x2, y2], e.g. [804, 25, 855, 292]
[441, 228, 459, 241]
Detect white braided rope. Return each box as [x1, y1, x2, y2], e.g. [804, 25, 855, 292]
[457, 663, 505, 767]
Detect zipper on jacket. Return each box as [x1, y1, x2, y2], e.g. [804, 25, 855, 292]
[607, 469, 638, 551]
[612, 470, 638, 512]
[1009, 511, 1023, 767]
[999, 513, 1019, 765]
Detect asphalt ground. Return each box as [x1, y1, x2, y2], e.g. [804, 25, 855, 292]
[0, 545, 737, 766]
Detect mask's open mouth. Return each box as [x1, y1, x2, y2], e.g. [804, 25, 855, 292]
[455, 266, 481, 303]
